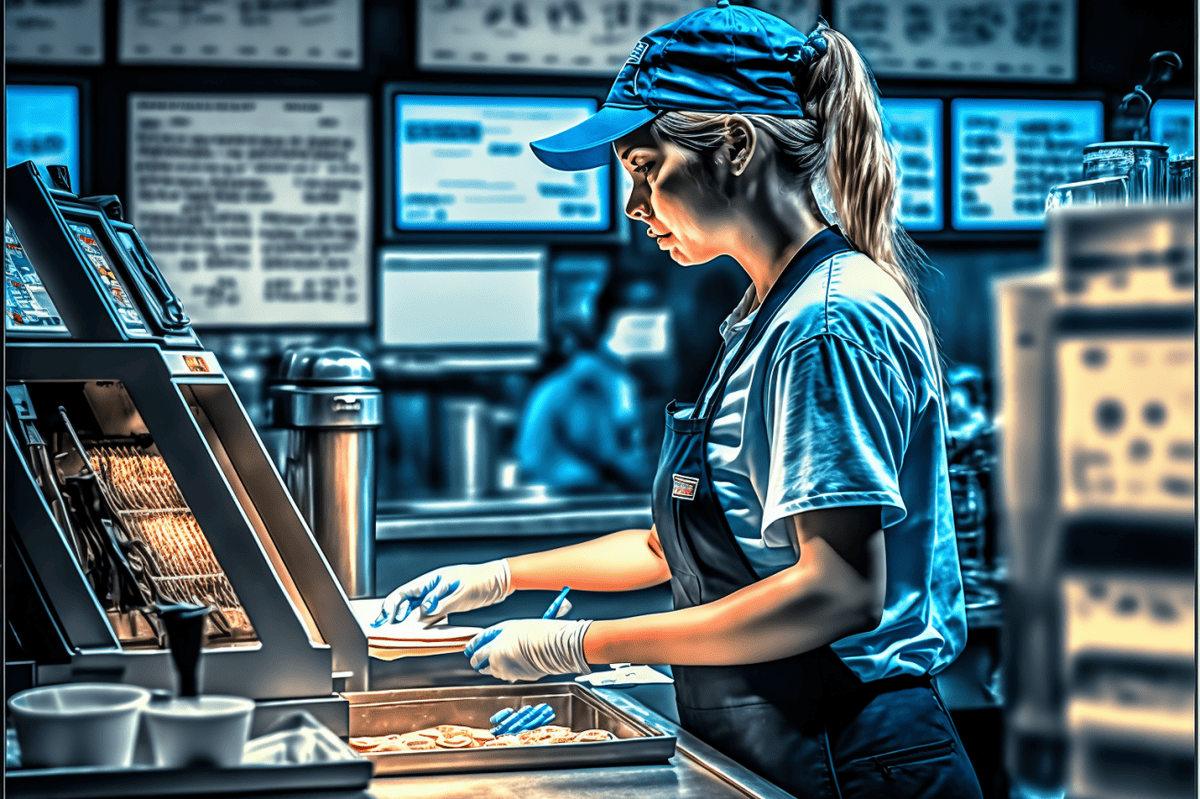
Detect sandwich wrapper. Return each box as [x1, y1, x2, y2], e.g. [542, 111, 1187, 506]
[349, 599, 484, 660]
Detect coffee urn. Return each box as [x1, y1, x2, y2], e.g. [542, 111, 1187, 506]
[272, 347, 382, 598]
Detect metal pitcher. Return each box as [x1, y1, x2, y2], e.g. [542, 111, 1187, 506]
[272, 347, 381, 598]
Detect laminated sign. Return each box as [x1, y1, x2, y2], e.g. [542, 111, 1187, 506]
[128, 94, 371, 326]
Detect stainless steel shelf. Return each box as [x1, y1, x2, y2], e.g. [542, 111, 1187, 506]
[376, 493, 653, 540]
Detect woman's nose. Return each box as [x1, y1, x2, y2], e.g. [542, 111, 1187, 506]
[625, 190, 651, 221]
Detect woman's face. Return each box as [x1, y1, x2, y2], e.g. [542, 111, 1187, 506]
[614, 124, 732, 267]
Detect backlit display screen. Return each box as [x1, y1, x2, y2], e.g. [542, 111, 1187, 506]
[393, 94, 610, 232]
[952, 99, 1104, 230]
[6, 84, 82, 191]
[1149, 99, 1194, 157]
[882, 99, 943, 231]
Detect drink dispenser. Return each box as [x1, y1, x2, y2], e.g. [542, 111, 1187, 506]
[272, 347, 381, 598]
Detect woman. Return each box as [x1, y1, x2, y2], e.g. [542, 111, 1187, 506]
[377, 3, 982, 796]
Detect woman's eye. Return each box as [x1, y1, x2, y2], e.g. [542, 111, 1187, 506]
[633, 161, 655, 175]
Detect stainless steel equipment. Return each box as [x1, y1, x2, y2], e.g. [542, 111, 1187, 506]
[5, 161, 368, 731]
[994, 202, 1194, 799]
[1168, 154, 1194, 202]
[345, 683, 676, 776]
[1081, 141, 1169, 204]
[272, 347, 381, 599]
[442, 397, 496, 499]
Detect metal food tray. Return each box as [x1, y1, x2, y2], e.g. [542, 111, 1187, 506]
[344, 682, 677, 775]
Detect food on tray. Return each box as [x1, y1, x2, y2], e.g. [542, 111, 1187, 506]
[482, 736, 520, 747]
[348, 724, 617, 753]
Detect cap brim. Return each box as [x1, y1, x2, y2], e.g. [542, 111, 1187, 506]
[530, 106, 659, 171]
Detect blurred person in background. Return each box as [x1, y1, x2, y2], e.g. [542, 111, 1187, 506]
[515, 275, 652, 493]
[378, 4, 980, 797]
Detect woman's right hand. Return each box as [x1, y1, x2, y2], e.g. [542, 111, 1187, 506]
[374, 559, 514, 626]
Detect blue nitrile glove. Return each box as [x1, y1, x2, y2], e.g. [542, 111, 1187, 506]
[464, 619, 594, 683]
[374, 560, 513, 626]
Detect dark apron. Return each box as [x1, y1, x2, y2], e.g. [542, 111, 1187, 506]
[651, 228, 984, 799]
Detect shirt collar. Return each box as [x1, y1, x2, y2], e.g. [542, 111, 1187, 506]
[718, 283, 761, 342]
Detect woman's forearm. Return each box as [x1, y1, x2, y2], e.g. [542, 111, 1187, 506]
[508, 527, 672, 593]
[583, 535, 877, 666]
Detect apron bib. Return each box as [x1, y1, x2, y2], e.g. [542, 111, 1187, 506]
[650, 229, 984, 799]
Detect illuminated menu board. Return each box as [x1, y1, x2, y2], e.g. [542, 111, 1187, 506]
[66, 221, 149, 335]
[952, 99, 1103, 230]
[6, 84, 82, 190]
[1150, 99, 1195, 157]
[394, 94, 610, 232]
[5, 219, 67, 334]
[882, 99, 943, 231]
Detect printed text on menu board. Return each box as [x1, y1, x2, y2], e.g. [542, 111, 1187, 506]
[119, 0, 360, 69]
[128, 96, 370, 327]
[834, 0, 1075, 82]
[953, 100, 1103, 230]
[5, 0, 103, 64]
[418, 0, 817, 76]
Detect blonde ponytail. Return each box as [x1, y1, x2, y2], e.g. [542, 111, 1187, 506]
[802, 25, 942, 374]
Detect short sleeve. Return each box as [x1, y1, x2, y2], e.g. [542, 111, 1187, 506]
[760, 334, 912, 547]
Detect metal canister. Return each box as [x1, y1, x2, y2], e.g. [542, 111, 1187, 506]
[1168, 154, 1194, 202]
[442, 398, 495, 499]
[271, 347, 381, 598]
[1082, 141, 1169, 203]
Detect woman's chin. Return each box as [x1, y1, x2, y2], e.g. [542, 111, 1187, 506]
[668, 248, 695, 266]
[670, 249, 711, 268]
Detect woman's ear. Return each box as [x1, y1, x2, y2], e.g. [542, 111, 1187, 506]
[722, 115, 757, 177]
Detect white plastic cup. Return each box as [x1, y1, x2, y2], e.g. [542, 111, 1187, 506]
[142, 695, 255, 768]
[7, 683, 152, 768]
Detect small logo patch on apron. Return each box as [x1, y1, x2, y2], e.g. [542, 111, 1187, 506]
[671, 474, 700, 500]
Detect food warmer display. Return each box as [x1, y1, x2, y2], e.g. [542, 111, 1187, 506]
[5, 160, 368, 732]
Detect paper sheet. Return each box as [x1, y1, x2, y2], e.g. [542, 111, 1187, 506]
[349, 598, 484, 643]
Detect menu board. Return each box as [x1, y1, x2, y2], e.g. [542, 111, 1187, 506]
[5, 0, 103, 64]
[5, 219, 67, 334]
[1150, 99, 1195, 158]
[952, 99, 1103, 230]
[882, 99, 942, 231]
[394, 95, 609, 232]
[6, 84, 83, 191]
[128, 95, 371, 327]
[417, 0, 817, 76]
[834, 0, 1076, 82]
[66, 221, 150, 335]
[119, 0, 361, 69]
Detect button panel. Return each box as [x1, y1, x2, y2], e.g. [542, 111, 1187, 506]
[1058, 336, 1194, 515]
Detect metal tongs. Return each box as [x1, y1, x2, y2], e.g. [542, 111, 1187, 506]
[55, 406, 161, 613]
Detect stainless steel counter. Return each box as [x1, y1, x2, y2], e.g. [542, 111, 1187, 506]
[366, 689, 795, 799]
[376, 493, 652, 540]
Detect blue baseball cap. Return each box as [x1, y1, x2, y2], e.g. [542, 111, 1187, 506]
[530, 0, 826, 171]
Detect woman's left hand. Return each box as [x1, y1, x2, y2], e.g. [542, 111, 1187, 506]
[465, 619, 594, 682]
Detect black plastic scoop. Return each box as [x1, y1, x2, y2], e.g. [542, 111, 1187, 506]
[156, 603, 211, 698]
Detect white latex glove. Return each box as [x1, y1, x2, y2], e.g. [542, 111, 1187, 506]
[464, 619, 595, 683]
[374, 560, 514, 626]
